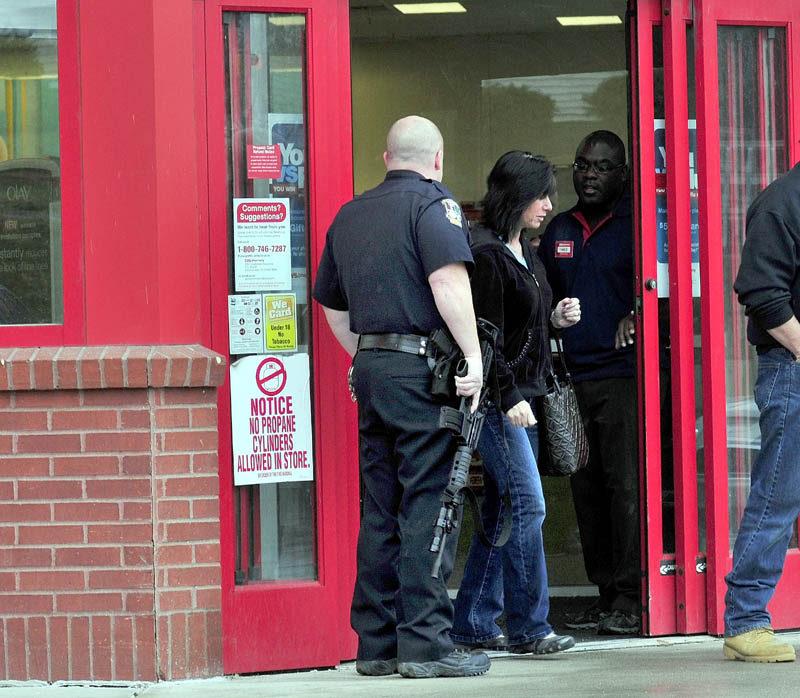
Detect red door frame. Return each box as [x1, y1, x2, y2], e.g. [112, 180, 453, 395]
[630, 0, 694, 637]
[662, 0, 706, 636]
[633, 0, 800, 637]
[694, 0, 800, 635]
[202, 0, 358, 673]
[629, 0, 663, 636]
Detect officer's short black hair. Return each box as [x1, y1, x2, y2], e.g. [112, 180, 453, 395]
[481, 151, 557, 241]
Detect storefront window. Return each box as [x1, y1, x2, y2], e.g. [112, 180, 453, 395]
[718, 26, 789, 547]
[0, 1, 63, 325]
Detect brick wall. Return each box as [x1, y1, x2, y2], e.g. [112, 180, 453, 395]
[0, 345, 226, 682]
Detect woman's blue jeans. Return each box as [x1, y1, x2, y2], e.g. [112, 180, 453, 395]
[724, 347, 800, 636]
[451, 408, 552, 646]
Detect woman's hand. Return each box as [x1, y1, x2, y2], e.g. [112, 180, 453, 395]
[506, 400, 537, 427]
[551, 297, 581, 328]
[615, 311, 636, 348]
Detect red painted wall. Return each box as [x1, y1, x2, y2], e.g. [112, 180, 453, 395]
[79, 0, 207, 346]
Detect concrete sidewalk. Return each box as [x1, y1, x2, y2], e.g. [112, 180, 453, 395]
[2, 632, 799, 698]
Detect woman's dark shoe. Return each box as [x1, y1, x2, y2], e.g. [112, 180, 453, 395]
[509, 632, 575, 655]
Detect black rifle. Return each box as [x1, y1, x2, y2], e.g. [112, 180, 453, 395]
[430, 318, 499, 578]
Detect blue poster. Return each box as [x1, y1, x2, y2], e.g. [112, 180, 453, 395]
[269, 115, 305, 197]
[654, 119, 700, 297]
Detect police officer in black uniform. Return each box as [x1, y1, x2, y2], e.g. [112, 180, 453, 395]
[313, 115, 490, 679]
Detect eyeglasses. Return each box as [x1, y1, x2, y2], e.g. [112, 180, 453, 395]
[572, 160, 625, 175]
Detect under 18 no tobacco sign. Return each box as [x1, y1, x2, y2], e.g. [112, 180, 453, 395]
[230, 354, 314, 485]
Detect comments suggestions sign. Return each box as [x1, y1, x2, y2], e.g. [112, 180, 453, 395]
[232, 198, 291, 292]
[230, 354, 314, 485]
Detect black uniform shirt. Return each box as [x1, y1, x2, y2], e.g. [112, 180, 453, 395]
[312, 170, 473, 335]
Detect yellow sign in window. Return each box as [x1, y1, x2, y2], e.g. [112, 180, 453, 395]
[265, 293, 297, 352]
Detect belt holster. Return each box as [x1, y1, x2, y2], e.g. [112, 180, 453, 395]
[429, 327, 461, 401]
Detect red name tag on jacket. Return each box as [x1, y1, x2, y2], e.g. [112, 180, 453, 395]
[555, 240, 574, 258]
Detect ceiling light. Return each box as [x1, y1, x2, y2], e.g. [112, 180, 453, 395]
[393, 3, 467, 15]
[556, 15, 622, 27]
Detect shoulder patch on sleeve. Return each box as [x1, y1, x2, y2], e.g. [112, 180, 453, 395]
[441, 198, 464, 227]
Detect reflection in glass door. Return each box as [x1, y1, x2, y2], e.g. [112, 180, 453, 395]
[222, 11, 317, 585]
[695, 0, 800, 635]
[717, 26, 790, 548]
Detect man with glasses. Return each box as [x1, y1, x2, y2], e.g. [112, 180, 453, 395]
[537, 130, 640, 635]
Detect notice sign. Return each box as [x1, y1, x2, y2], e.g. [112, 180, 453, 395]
[265, 293, 297, 352]
[247, 144, 282, 180]
[233, 198, 291, 292]
[231, 354, 314, 485]
[228, 294, 264, 354]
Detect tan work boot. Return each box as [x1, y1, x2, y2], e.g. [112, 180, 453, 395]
[723, 627, 796, 663]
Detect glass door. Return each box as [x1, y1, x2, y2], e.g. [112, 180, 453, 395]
[630, 0, 698, 637]
[694, 0, 800, 635]
[204, 0, 358, 674]
[634, 0, 800, 637]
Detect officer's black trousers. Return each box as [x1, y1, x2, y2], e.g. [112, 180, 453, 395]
[350, 349, 459, 662]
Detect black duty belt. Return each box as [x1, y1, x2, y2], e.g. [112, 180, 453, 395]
[358, 332, 434, 357]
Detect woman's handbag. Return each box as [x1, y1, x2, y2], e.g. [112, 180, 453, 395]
[535, 336, 589, 476]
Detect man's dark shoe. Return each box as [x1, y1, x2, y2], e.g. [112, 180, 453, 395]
[397, 648, 490, 678]
[509, 632, 575, 655]
[597, 609, 639, 635]
[564, 604, 610, 630]
[356, 658, 398, 676]
[455, 634, 508, 651]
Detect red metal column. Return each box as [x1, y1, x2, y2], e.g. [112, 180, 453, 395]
[629, 0, 675, 636]
[693, 0, 730, 636]
[662, 0, 705, 634]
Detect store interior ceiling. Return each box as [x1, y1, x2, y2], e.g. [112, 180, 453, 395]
[350, 0, 628, 39]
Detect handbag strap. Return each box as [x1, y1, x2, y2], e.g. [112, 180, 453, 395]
[551, 333, 573, 382]
[464, 486, 513, 549]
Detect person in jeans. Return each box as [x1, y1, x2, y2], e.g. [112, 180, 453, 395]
[452, 151, 579, 655]
[724, 161, 800, 663]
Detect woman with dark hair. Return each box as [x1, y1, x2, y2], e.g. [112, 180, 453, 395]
[452, 151, 580, 655]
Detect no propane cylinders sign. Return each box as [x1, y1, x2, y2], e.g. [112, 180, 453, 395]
[230, 354, 314, 485]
